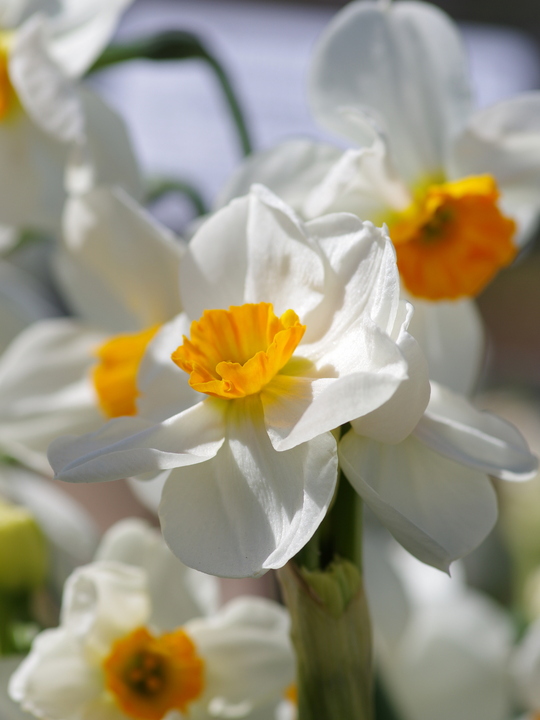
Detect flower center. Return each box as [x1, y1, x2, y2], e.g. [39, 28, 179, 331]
[387, 174, 517, 300]
[0, 33, 17, 121]
[103, 626, 204, 720]
[172, 302, 306, 399]
[92, 326, 160, 418]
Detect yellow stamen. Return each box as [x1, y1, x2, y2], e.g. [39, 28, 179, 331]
[0, 33, 17, 121]
[172, 303, 305, 399]
[388, 174, 517, 300]
[93, 326, 160, 418]
[103, 626, 204, 720]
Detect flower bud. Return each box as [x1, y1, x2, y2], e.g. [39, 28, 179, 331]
[0, 498, 47, 593]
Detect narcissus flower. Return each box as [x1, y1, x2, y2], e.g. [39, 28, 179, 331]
[219, 1, 540, 394]
[339, 382, 538, 570]
[9, 561, 294, 720]
[0, 186, 183, 475]
[49, 185, 429, 578]
[0, 0, 140, 232]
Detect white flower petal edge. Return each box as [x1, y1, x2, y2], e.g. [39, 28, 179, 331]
[308, 0, 472, 181]
[95, 518, 221, 628]
[414, 382, 538, 481]
[0, 657, 33, 720]
[0, 318, 106, 475]
[339, 430, 498, 571]
[186, 597, 294, 718]
[56, 186, 183, 333]
[451, 92, 540, 236]
[45, 0, 135, 78]
[159, 400, 338, 578]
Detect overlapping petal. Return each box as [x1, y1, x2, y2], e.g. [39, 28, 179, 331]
[414, 383, 538, 481]
[57, 186, 182, 333]
[339, 431, 498, 571]
[186, 597, 293, 718]
[160, 397, 338, 578]
[309, 0, 472, 181]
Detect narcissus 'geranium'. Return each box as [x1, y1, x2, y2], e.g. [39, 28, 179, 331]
[0, 186, 183, 475]
[219, 1, 540, 394]
[9, 561, 294, 720]
[49, 185, 429, 578]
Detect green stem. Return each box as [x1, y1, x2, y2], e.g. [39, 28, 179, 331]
[87, 31, 253, 156]
[146, 178, 208, 217]
[278, 559, 373, 720]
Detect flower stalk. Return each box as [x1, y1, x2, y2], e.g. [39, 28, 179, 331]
[278, 556, 373, 720]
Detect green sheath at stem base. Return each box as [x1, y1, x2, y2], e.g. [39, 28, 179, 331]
[278, 558, 373, 720]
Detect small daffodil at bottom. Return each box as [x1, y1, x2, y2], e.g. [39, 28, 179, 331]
[9, 562, 294, 720]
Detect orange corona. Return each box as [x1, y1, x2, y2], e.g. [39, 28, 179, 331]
[172, 302, 305, 399]
[388, 174, 517, 300]
[103, 627, 204, 720]
[93, 325, 160, 418]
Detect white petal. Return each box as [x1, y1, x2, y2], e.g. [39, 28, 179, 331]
[0, 260, 60, 352]
[49, 399, 226, 483]
[216, 138, 343, 213]
[81, 88, 143, 202]
[9, 628, 103, 719]
[303, 139, 411, 220]
[0, 112, 67, 231]
[57, 186, 182, 333]
[0, 465, 99, 591]
[0, 657, 34, 720]
[126, 472, 168, 514]
[61, 562, 149, 654]
[0, 318, 106, 474]
[136, 313, 201, 422]
[451, 92, 540, 228]
[181, 187, 326, 324]
[262, 320, 408, 451]
[10, 15, 85, 143]
[414, 382, 538, 481]
[159, 397, 337, 578]
[383, 591, 513, 720]
[351, 302, 430, 444]
[45, 0, 134, 78]
[339, 430, 498, 571]
[186, 597, 294, 716]
[309, 0, 472, 181]
[96, 518, 220, 629]
[407, 296, 485, 395]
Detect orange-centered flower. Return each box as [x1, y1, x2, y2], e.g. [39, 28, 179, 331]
[388, 174, 517, 301]
[103, 626, 205, 720]
[93, 326, 160, 418]
[172, 303, 306, 399]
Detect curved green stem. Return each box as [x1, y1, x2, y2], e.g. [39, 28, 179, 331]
[88, 31, 253, 156]
[146, 178, 207, 217]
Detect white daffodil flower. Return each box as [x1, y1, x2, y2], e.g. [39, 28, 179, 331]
[0, 185, 183, 475]
[48, 184, 429, 578]
[219, 1, 540, 395]
[9, 562, 294, 720]
[364, 533, 515, 720]
[0, 0, 141, 232]
[339, 381, 538, 570]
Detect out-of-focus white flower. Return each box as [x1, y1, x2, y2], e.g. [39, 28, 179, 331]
[339, 382, 537, 571]
[220, 1, 540, 395]
[0, 657, 33, 719]
[0, 185, 183, 475]
[9, 562, 294, 720]
[48, 185, 429, 578]
[0, 0, 140, 232]
[364, 532, 515, 720]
